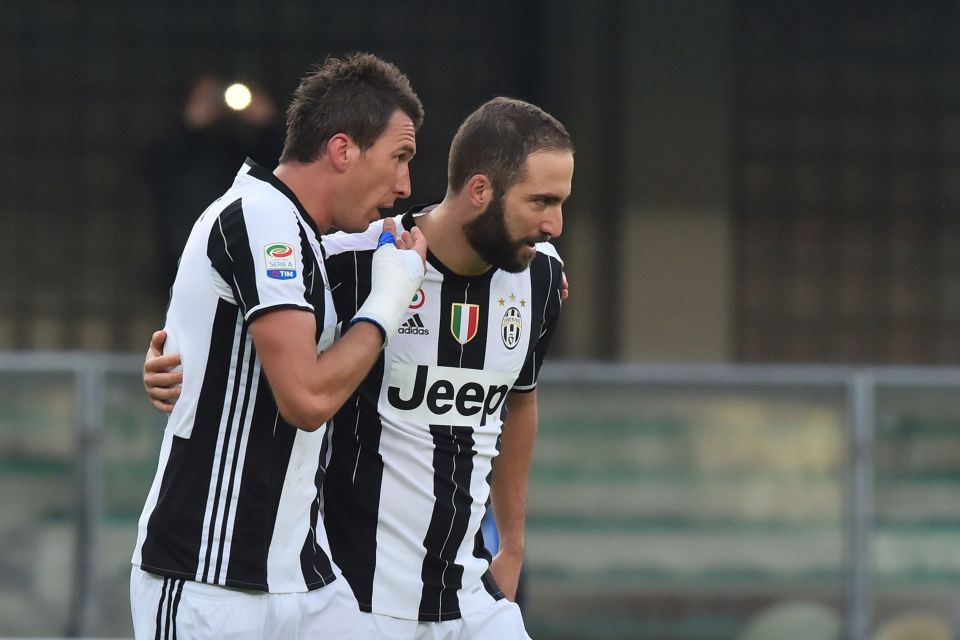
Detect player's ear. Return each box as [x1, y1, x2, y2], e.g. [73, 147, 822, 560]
[464, 174, 492, 209]
[326, 133, 355, 172]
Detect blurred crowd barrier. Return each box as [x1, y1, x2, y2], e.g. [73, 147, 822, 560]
[1, 355, 959, 640]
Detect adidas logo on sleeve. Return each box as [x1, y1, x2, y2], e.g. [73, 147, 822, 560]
[397, 313, 430, 336]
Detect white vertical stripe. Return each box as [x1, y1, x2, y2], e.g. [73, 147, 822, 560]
[369, 411, 437, 615]
[453, 269, 531, 613]
[265, 425, 326, 592]
[207, 329, 253, 583]
[214, 353, 261, 583]
[195, 317, 245, 581]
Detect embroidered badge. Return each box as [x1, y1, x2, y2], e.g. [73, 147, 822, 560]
[501, 307, 522, 349]
[451, 303, 480, 345]
[410, 288, 425, 310]
[264, 243, 297, 280]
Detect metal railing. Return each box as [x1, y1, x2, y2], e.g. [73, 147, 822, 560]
[1, 353, 959, 638]
[542, 362, 960, 640]
[0, 352, 143, 637]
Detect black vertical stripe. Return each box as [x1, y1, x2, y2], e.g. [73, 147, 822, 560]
[436, 271, 490, 369]
[325, 250, 369, 321]
[298, 227, 323, 310]
[416, 270, 492, 620]
[296, 224, 321, 332]
[141, 300, 240, 578]
[214, 340, 258, 584]
[516, 253, 562, 388]
[154, 576, 169, 640]
[227, 380, 297, 588]
[201, 322, 249, 582]
[324, 367, 386, 609]
[208, 199, 261, 317]
[324, 249, 383, 608]
[297, 422, 336, 588]
[418, 425, 478, 621]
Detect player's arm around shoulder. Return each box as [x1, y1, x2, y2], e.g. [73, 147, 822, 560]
[535, 241, 569, 302]
[141, 310, 380, 430]
[145, 218, 427, 430]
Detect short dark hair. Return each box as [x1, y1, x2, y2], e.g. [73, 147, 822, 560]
[280, 52, 424, 163]
[447, 97, 573, 196]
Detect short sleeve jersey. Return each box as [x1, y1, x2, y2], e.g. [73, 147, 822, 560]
[320, 205, 564, 621]
[133, 159, 340, 593]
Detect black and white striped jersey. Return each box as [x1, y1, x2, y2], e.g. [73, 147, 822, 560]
[321, 206, 563, 621]
[133, 159, 339, 593]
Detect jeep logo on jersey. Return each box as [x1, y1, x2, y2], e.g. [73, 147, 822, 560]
[264, 242, 296, 280]
[451, 303, 480, 344]
[385, 364, 514, 427]
[501, 307, 522, 349]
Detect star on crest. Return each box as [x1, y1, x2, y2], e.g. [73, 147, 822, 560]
[509, 293, 516, 301]
[520, 298, 527, 308]
[498, 297, 505, 306]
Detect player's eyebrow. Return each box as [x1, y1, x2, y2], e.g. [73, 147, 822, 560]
[529, 193, 564, 205]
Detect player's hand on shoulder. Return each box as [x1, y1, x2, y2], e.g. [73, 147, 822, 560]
[561, 270, 569, 301]
[143, 329, 183, 414]
[383, 217, 427, 268]
[352, 218, 427, 345]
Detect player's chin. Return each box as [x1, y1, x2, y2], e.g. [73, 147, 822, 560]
[343, 209, 384, 233]
[499, 246, 536, 273]
[520, 242, 537, 262]
[372, 205, 396, 223]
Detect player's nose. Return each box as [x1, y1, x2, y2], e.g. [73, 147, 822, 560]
[541, 206, 563, 239]
[395, 164, 411, 199]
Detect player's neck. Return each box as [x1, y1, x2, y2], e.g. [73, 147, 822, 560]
[273, 162, 336, 233]
[416, 199, 492, 277]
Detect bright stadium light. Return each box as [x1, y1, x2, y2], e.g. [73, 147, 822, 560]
[224, 82, 252, 111]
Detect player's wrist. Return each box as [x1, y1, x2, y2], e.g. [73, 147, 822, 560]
[495, 538, 526, 557]
[354, 242, 425, 346]
[349, 316, 388, 347]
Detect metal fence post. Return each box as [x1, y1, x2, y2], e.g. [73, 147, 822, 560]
[67, 357, 105, 637]
[845, 371, 876, 640]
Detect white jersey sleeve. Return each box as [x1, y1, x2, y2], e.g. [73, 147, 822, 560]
[206, 193, 315, 322]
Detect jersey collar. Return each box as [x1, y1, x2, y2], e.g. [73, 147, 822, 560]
[243, 158, 323, 238]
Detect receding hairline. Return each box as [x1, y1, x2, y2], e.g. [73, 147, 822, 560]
[446, 97, 573, 194]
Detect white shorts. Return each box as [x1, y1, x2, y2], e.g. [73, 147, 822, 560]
[368, 599, 531, 640]
[130, 567, 373, 639]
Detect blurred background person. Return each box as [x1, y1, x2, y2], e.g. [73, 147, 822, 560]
[142, 73, 282, 296]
